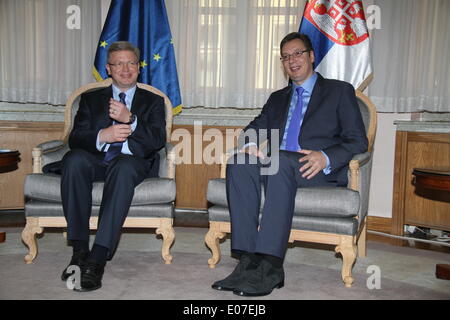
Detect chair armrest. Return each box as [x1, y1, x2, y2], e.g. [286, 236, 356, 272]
[166, 142, 176, 180]
[348, 152, 371, 191]
[37, 140, 65, 153]
[32, 140, 67, 173]
[348, 151, 373, 222]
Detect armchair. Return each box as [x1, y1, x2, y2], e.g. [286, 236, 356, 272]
[21, 78, 176, 265]
[205, 90, 377, 287]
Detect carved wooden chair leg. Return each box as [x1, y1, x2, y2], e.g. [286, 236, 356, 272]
[156, 218, 175, 264]
[335, 235, 357, 288]
[21, 217, 43, 264]
[205, 222, 226, 269]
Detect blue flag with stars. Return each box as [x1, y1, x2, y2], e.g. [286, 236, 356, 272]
[93, 0, 182, 114]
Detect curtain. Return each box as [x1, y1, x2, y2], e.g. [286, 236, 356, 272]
[1, 0, 448, 113]
[0, 0, 101, 106]
[167, 0, 450, 112]
[166, 0, 305, 109]
[368, 0, 450, 112]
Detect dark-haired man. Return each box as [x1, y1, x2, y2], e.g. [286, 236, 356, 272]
[212, 32, 368, 296]
[59, 41, 166, 291]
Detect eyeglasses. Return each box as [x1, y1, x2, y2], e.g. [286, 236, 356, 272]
[108, 61, 139, 68]
[280, 49, 310, 62]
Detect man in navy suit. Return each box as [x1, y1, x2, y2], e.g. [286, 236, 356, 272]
[60, 41, 166, 292]
[212, 32, 368, 296]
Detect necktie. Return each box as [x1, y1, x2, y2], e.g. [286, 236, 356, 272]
[284, 86, 305, 152]
[102, 92, 126, 165]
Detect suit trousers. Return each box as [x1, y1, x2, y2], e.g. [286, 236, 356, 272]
[226, 151, 337, 259]
[61, 149, 153, 257]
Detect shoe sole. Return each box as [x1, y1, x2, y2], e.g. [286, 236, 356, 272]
[211, 284, 234, 292]
[233, 281, 284, 297]
[73, 284, 102, 292]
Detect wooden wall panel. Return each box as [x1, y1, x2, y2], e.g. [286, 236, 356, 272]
[0, 121, 64, 209]
[171, 124, 241, 209]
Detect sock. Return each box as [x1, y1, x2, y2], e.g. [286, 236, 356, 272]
[71, 240, 89, 253]
[261, 253, 283, 268]
[88, 244, 109, 264]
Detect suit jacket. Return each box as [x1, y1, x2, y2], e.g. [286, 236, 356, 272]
[240, 73, 368, 185]
[69, 85, 166, 163]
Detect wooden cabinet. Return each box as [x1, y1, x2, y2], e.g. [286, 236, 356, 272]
[0, 121, 64, 209]
[392, 127, 450, 235]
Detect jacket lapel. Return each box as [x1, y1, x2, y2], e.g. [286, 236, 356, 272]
[278, 85, 293, 129]
[98, 86, 113, 126]
[302, 73, 325, 124]
[130, 86, 145, 114]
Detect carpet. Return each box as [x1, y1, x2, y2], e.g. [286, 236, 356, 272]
[0, 227, 449, 300]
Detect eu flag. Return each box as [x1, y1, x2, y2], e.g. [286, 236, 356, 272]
[93, 0, 182, 114]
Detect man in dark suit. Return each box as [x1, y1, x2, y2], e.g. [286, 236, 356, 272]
[212, 32, 368, 296]
[59, 41, 166, 292]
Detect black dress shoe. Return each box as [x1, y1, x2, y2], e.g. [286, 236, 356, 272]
[212, 254, 256, 291]
[61, 250, 88, 281]
[233, 259, 284, 297]
[73, 259, 105, 292]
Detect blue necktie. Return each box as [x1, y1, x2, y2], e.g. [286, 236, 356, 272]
[284, 86, 305, 152]
[102, 92, 126, 165]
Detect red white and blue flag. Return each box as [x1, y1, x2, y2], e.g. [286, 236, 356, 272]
[299, 0, 373, 90]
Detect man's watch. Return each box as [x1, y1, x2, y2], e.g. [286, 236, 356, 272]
[126, 113, 136, 124]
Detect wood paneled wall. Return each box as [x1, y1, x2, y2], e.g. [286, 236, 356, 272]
[0, 121, 64, 209]
[171, 124, 241, 209]
[0, 121, 241, 211]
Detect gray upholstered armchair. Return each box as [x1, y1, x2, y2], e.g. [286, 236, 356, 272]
[21, 78, 176, 265]
[205, 90, 377, 287]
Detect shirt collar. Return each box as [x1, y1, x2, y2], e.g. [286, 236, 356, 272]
[112, 84, 137, 103]
[292, 72, 317, 94]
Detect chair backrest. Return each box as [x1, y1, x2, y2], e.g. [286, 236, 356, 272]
[355, 90, 377, 152]
[61, 78, 173, 143]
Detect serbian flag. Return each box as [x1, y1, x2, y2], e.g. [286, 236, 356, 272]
[93, 0, 182, 114]
[299, 0, 373, 91]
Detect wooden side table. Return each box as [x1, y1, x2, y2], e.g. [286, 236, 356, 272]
[412, 167, 450, 280]
[0, 149, 21, 243]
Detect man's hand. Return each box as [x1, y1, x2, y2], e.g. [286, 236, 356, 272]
[240, 145, 265, 159]
[298, 149, 327, 179]
[99, 124, 132, 144]
[109, 98, 131, 123]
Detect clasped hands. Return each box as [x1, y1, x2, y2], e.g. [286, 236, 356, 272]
[99, 98, 132, 144]
[240, 145, 327, 179]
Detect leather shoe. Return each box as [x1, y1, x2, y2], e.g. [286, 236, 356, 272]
[61, 250, 88, 281]
[73, 259, 105, 292]
[233, 259, 284, 297]
[212, 254, 257, 291]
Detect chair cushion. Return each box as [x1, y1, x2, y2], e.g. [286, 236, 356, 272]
[25, 200, 173, 218]
[208, 205, 358, 236]
[207, 178, 360, 218]
[24, 174, 176, 205]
